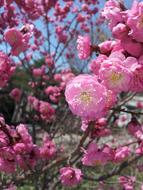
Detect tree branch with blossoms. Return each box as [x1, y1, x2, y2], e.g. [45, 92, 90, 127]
[0, 0, 143, 190]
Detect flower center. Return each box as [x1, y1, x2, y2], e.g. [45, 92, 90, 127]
[80, 91, 92, 104]
[110, 72, 123, 83]
[92, 159, 101, 165]
[67, 170, 74, 180]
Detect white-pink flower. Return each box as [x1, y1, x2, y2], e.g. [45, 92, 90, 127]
[65, 74, 108, 120]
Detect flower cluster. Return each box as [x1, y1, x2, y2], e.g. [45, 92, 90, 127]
[0, 51, 15, 87]
[4, 25, 33, 56]
[82, 142, 130, 166]
[28, 96, 55, 121]
[1, 0, 143, 188]
[40, 135, 56, 160]
[0, 117, 39, 173]
[77, 35, 91, 60]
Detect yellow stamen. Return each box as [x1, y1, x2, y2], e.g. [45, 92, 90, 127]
[110, 72, 123, 83]
[80, 91, 92, 105]
[92, 160, 101, 165]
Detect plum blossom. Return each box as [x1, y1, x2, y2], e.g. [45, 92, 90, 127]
[0, 51, 15, 87]
[128, 119, 143, 140]
[90, 123, 111, 138]
[10, 88, 22, 102]
[119, 176, 136, 190]
[112, 23, 129, 39]
[90, 55, 107, 75]
[127, 1, 143, 43]
[0, 118, 40, 173]
[0, 158, 15, 173]
[136, 142, 143, 155]
[99, 53, 132, 93]
[28, 96, 55, 121]
[121, 37, 143, 57]
[56, 26, 67, 43]
[101, 0, 123, 29]
[40, 136, 56, 159]
[39, 101, 55, 121]
[60, 167, 83, 187]
[65, 74, 109, 120]
[32, 66, 46, 77]
[130, 64, 143, 92]
[77, 35, 91, 60]
[114, 146, 130, 162]
[4, 26, 32, 56]
[82, 143, 112, 166]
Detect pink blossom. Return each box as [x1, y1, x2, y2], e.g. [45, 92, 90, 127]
[99, 54, 132, 93]
[119, 176, 136, 190]
[99, 40, 123, 56]
[0, 0, 4, 7]
[61, 72, 75, 84]
[65, 75, 108, 120]
[91, 128, 111, 139]
[16, 145, 40, 170]
[56, 26, 67, 43]
[112, 23, 129, 39]
[130, 64, 143, 92]
[77, 35, 91, 60]
[13, 143, 27, 154]
[4, 28, 30, 56]
[136, 142, 143, 155]
[123, 56, 143, 92]
[40, 136, 56, 159]
[81, 120, 89, 131]
[114, 146, 130, 162]
[82, 143, 112, 166]
[90, 55, 107, 75]
[32, 66, 45, 77]
[128, 119, 143, 140]
[39, 101, 55, 121]
[28, 96, 39, 110]
[16, 124, 33, 149]
[99, 41, 116, 55]
[4, 184, 17, 190]
[101, 0, 123, 29]
[0, 51, 15, 87]
[77, 13, 85, 22]
[45, 54, 54, 67]
[60, 167, 83, 187]
[0, 158, 15, 173]
[90, 123, 111, 138]
[28, 96, 55, 121]
[45, 86, 61, 103]
[0, 147, 15, 162]
[4, 28, 23, 47]
[136, 101, 143, 109]
[127, 1, 143, 43]
[10, 88, 22, 102]
[45, 86, 60, 95]
[97, 117, 107, 126]
[0, 130, 10, 147]
[54, 74, 63, 82]
[121, 37, 143, 57]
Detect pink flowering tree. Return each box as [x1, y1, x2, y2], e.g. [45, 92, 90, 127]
[0, 0, 143, 189]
